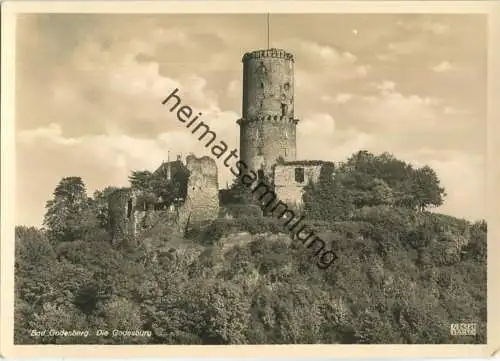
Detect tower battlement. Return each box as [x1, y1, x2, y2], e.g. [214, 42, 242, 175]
[237, 116, 299, 125]
[242, 48, 294, 62]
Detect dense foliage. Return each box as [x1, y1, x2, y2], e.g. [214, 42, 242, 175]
[303, 151, 446, 222]
[15, 152, 486, 344]
[129, 162, 189, 210]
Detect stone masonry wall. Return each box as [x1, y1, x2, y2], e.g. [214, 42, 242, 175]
[274, 164, 323, 207]
[108, 188, 136, 241]
[240, 118, 297, 179]
[134, 209, 164, 234]
[242, 48, 295, 120]
[178, 154, 219, 233]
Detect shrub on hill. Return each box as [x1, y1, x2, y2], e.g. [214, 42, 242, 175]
[221, 204, 263, 219]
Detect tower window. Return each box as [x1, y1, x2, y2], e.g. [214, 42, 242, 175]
[295, 167, 305, 183]
[281, 103, 288, 117]
[258, 169, 265, 180]
[127, 199, 133, 218]
[260, 82, 264, 88]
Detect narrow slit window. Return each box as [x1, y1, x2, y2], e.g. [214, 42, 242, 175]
[127, 199, 133, 218]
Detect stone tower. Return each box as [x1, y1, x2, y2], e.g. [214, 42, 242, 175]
[237, 48, 299, 180]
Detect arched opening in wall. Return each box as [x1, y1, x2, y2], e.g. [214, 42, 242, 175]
[258, 169, 265, 181]
[260, 82, 264, 89]
[127, 199, 133, 219]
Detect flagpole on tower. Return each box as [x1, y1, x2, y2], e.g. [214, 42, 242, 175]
[267, 12, 270, 49]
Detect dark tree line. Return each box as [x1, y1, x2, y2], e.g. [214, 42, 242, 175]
[303, 151, 446, 222]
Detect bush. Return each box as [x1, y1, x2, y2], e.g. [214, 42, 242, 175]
[223, 204, 263, 219]
[188, 216, 289, 245]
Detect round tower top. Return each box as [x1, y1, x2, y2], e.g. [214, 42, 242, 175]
[242, 48, 294, 63]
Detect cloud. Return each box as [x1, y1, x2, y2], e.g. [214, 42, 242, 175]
[296, 112, 376, 163]
[359, 81, 442, 132]
[299, 113, 336, 137]
[321, 93, 354, 104]
[375, 53, 398, 62]
[315, 45, 355, 63]
[277, 38, 371, 81]
[17, 107, 241, 187]
[374, 80, 396, 92]
[421, 21, 450, 36]
[386, 38, 424, 56]
[18, 123, 79, 146]
[443, 106, 470, 116]
[397, 18, 450, 36]
[430, 61, 454, 73]
[226, 79, 241, 97]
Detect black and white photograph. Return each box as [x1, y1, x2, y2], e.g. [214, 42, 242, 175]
[2, 1, 498, 357]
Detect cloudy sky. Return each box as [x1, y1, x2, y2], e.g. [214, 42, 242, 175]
[15, 13, 487, 226]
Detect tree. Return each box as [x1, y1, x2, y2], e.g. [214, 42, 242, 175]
[150, 175, 180, 208]
[129, 171, 157, 210]
[129, 171, 154, 191]
[371, 179, 395, 206]
[186, 281, 250, 344]
[411, 166, 446, 211]
[43, 177, 97, 242]
[129, 167, 190, 210]
[464, 220, 487, 262]
[226, 178, 260, 206]
[303, 168, 355, 222]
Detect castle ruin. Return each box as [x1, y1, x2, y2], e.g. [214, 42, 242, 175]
[108, 47, 333, 241]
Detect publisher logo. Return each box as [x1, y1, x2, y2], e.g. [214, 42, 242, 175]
[450, 323, 477, 336]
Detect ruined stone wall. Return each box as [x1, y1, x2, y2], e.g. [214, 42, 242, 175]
[134, 209, 182, 242]
[239, 48, 298, 179]
[108, 188, 136, 241]
[178, 155, 219, 233]
[274, 164, 323, 206]
[134, 209, 164, 233]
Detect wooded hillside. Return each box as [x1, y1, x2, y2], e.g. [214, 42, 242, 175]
[14, 151, 486, 344]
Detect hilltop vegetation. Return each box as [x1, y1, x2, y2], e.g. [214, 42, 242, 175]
[14, 151, 486, 344]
